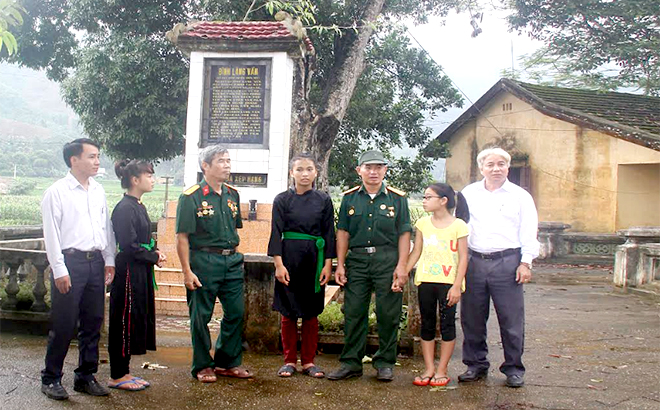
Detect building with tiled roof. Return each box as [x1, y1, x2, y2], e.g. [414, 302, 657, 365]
[435, 78, 660, 232]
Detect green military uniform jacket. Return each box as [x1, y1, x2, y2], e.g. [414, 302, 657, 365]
[175, 179, 242, 249]
[337, 182, 412, 248]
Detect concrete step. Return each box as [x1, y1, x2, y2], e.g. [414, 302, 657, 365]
[155, 296, 223, 317]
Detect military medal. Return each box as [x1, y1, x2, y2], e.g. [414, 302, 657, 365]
[348, 207, 355, 216]
[227, 199, 238, 218]
[380, 204, 386, 210]
[197, 200, 215, 218]
[388, 206, 395, 217]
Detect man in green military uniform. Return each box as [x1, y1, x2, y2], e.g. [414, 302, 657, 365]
[175, 145, 253, 383]
[328, 150, 412, 382]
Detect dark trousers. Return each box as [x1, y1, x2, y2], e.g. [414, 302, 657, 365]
[340, 250, 402, 370]
[460, 252, 525, 377]
[281, 316, 319, 365]
[41, 252, 105, 385]
[187, 252, 244, 377]
[418, 283, 457, 342]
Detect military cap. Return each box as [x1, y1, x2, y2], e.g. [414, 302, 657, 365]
[358, 150, 388, 166]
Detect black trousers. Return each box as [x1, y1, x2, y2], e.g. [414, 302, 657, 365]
[41, 251, 105, 385]
[417, 283, 457, 342]
[460, 252, 525, 377]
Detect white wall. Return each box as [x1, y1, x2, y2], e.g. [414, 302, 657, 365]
[183, 51, 294, 204]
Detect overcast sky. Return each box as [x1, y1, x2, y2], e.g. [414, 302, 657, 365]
[408, 9, 542, 136]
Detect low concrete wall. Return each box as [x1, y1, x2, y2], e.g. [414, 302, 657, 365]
[537, 222, 624, 265]
[613, 227, 660, 288]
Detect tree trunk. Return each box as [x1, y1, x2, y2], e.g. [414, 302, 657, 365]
[289, 0, 386, 190]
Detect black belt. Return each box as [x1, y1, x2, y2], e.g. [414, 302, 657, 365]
[197, 247, 236, 256]
[62, 249, 102, 260]
[350, 246, 394, 254]
[469, 248, 520, 260]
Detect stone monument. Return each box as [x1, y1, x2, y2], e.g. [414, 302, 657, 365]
[153, 19, 313, 346]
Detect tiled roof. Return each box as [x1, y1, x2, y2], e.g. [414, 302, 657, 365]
[435, 79, 660, 151]
[181, 21, 296, 41]
[517, 82, 660, 136]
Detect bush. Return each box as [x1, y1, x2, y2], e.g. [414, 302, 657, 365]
[318, 300, 408, 335]
[7, 179, 38, 196]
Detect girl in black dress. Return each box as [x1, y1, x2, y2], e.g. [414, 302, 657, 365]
[108, 160, 166, 391]
[268, 153, 336, 378]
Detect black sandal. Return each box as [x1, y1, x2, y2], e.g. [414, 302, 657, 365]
[302, 365, 325, 378]
[277, 364, 297, 377]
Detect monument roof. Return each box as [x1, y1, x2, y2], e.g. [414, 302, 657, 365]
[182, 21, 297, 41]
[172, 20, 314, 56]
[433, 78, 660, 152]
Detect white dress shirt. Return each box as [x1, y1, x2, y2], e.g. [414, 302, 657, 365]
[462, 179, 540, 264]
[41, 172, 116, 279]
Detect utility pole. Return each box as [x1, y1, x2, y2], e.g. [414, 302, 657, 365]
[162, 176, 174, 217]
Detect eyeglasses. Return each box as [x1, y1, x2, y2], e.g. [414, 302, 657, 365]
[422, 195, 441, 200]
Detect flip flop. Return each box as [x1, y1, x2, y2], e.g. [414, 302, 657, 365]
[196, 368, 217, 383]
[214, 366, 253, 379]
[277, 364, 297, 377]
[302, 365, 325, 378]
[108, 379, 146, 391]
[413, 376, 432, 386]
[430, 376, 451, 387]
[132, 377, 150, 387]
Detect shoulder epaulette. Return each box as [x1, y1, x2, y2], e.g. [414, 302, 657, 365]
[224, 183, 238, 192]
[386, 186, 407, 196]
[183, 184, 200, 196]
[342, 186, 360, 195]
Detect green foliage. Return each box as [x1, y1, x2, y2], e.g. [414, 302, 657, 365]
[0, 0, 23, 55]
[61, 35, 188, 161]
[5, 0, 464, 175]
[7, 178, 36, 195]
[507, 0, 660, 96]
[0, 177, 174, 226]
[318, 300, 409, 335]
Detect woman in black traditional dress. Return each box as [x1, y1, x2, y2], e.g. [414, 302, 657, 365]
[108, 160, 166, 391]
[268, 153, 336, 378]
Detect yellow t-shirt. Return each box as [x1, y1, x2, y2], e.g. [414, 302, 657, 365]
[414, 216, 469, 288]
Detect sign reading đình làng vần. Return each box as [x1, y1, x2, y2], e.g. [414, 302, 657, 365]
[201, 58, 272, 148]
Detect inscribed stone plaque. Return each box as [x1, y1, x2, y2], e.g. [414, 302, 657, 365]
[201, 59, 271, 148]
[228, 173, 268, 188]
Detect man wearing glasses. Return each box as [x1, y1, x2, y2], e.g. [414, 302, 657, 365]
[458, 147, 539, 388]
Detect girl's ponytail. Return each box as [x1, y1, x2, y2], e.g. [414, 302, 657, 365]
[455, 191, 470, 223]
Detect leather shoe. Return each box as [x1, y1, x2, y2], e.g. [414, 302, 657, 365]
[458, 368, 488, 382]
[41, 382, 69, 400]
[74, 378, 110, 396]
[506, 374, 524, 388]
[327, 367, 363, 381]
[376, 367, 394, 382]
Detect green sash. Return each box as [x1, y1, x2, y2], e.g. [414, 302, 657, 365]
[281, 231, 325, 293]
[119, 238, 158, 290]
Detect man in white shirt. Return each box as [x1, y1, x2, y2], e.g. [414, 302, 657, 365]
[40, 138, 116, 400]
[458, 148, 539, 388]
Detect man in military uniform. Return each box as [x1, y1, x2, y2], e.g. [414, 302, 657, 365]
[328, 150, 412, 382]
[175, 145, 252, 383]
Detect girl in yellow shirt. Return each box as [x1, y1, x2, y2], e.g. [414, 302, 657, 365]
[406, 183, 469, 387]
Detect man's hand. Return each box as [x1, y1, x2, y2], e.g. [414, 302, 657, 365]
[447, 284, 461, 306]
[320, 265, 332, 286]
[184, 271, 203, 290]
[54, 275, 71, 294]
[391, 266, 408, 292]
[275, 265, 290, 286]
[516, 264, 532, 284]
[334, 265, 347, 286]
[104, 266, 115, 286]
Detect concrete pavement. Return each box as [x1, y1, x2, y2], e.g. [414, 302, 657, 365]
[1, 264, 658, 410]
